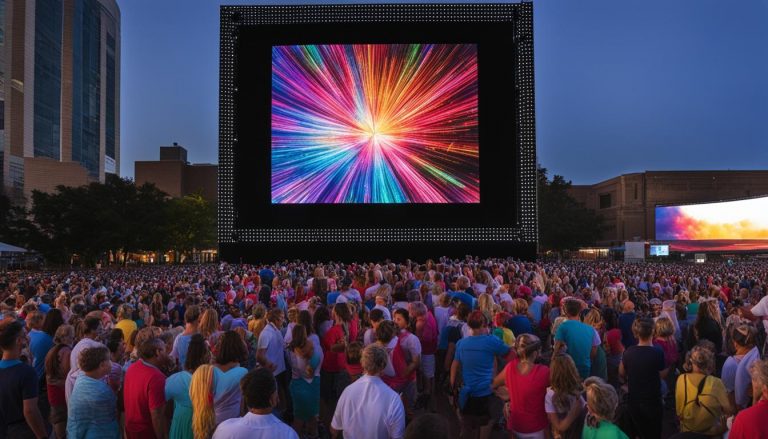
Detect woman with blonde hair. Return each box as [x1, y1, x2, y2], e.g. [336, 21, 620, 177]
[477, 293, 497, 325]
[506, 298, 533, 336]
[430, 283, 444, 310]
[493, 333, 549, 438]
[582, 308, 607, 380]
[191, 331, 248, 438]
[582, 377, 627, 439]
[653, 317, 679, 370]
[167, 334, 211, 439]
[546, 354, 586, 439]
[675, 344, 733, 436]
[198, 308, 221, 348]
[190, 364, 217, 439]
[282, 306, 301, 344]
[247, 304, 268, 340]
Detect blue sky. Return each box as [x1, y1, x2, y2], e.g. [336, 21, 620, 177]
[119, 0, 768, 184]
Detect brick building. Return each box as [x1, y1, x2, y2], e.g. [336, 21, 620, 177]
[135, 144, 217, 204]
[569, 170, 768, 246]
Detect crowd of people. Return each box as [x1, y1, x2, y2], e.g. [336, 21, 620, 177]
[1, 257, 768, 439]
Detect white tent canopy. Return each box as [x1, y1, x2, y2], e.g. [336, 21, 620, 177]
[0, 242, 28, 253]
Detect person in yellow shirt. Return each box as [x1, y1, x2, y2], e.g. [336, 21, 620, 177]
[114, 304, 137, 350]
[676, 344, 734, 436]
[492, 312, 515, 347]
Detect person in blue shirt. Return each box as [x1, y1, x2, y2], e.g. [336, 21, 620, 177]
[450, 310, 511, 439]
[505, 299, 534, 336]
[0, 319, 48, 439]
[259, 267, 276, 289]
[166, 334, 211, 439]
[554, 299, 600, 380]
[528, 294, 545, 326]
[27, 311, 54, 379]
[171, 306, 201, 371]
[618, 301, 638, 348]
[448, 284, 477, 310]
[67, 346, 120, 439]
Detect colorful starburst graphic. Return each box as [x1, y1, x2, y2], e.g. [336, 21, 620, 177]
[271, 44, 479, 204]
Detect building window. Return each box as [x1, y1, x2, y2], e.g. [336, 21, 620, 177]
[599, 193, 612, 209]
[634, 183, 638, 200]
[105, 32, 116, 161]
[72, 0, 102, 177]
[33, 0, 63, 161]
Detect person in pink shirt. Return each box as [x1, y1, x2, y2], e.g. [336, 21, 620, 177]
[653, 317, 678, 370]
[493, 333, 550, 438]
[409, 301, 438, 409]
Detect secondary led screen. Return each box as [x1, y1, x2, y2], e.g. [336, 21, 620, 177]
[649, 245, 669, 256]
[271, 44, 479, 204]
[656, 197, 768, 240]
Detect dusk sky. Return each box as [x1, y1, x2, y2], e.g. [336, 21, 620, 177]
[120, 0, 768, 184]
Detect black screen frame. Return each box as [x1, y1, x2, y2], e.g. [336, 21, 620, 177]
[233, 21, 519, 229]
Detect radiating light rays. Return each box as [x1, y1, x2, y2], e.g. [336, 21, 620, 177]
[271, 43, 479, 204]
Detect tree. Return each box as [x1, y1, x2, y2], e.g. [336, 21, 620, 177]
[538, 166, 606, 251]
[27, 176, 172, 266]
[166, 193, 216, 262]
[0, 191, 37, 249]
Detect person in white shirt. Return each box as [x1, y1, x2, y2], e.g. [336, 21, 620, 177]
[257, 309, 289, 419]
[364, 309, 386, 347]
[364, 271, 384, 304]
[331, 344, 406, 439]
[743, 294, 768, 335]
[212, 367, 299, 439]
[257, 309, 287, 376]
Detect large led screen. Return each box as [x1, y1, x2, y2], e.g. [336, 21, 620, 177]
[656, 197, 768, 252]
[271, 44, 479, 204]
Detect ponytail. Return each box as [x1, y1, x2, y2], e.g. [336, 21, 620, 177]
[190, 364, 216, 439]
[514, 333, 541, 362]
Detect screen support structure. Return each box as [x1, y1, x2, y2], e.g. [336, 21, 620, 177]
[219, 3, 537, 262]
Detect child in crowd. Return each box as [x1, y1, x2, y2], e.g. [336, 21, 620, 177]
[345, 341, 363, 382]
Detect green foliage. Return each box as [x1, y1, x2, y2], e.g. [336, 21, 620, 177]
[8, 176, 216, 266]
[538, 167, 606, 251]
[0, 191, 38, 250]
[166, 193, 217, 258]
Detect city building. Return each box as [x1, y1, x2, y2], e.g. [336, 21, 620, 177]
[0, 0, 120, 202]
[135, 143, 217, 204]
[569, 170, 768, 246]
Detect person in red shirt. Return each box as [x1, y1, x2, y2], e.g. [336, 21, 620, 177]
[319, 303, 352, 430]
[124, 336, 169, 439]
[493, 333, 550, 437]
[730, 359, 768, 439]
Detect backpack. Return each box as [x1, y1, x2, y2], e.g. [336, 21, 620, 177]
[679, 375, 726, 435]
[418, 312, 439, 355]
[382, 333, 416, 391]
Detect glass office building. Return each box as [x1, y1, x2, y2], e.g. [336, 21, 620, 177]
[1, 0, 120, 200]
